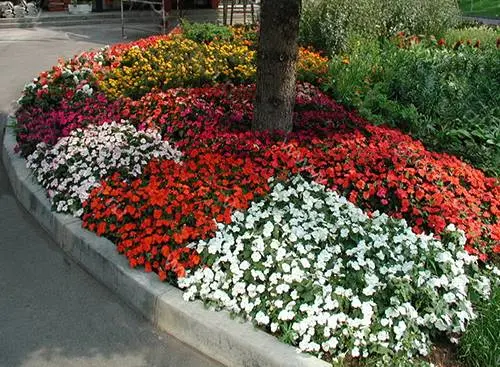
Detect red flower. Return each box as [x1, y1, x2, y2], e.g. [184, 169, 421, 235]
[76, 81, 499, 282]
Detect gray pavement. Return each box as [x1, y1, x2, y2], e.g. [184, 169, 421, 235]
[0, 25, 222, 367]
[463, 15, 500, 25]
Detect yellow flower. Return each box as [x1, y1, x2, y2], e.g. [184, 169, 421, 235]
[99, 31, 328, 100]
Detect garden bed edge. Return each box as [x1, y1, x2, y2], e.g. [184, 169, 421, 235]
[1, 118, 330, 367]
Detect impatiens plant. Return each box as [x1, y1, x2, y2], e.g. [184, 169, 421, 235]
[18, 65, 97, 110]
[27, 121, 181, 216]
[82, 148, 280, 281]
[15, 93, 123, 157]
[115, 82, 500, 259]
[179, 175, 492, 365]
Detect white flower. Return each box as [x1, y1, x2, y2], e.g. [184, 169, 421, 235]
[435, 318, 447, 331]
[300, 258, 311, 269]
[263, 222, 274, 238]
[351, 296, 362, 308]
[179, 174, 490, 363]
[351, 347, 360, 357]
[251, 251, 262, 262]
[276, 247, 287, 261]
[254, 311, 270, 326]
[240, 261, 250, 271]
[276, 283, 290, 294]
[377, 330, 389, 341]
[278, 309, 295, 321]
[394, 321, 407, 340]
[443, 292, 456, 304]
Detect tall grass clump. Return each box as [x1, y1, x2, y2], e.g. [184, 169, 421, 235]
[458, 282, 500, 367]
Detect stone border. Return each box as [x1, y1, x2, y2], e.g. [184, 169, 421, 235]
[2, 118, 329, 367]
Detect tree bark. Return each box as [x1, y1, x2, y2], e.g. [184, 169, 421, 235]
[252, 0, 301, 132]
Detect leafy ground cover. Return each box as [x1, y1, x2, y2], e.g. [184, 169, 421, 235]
[14, 25, 500, 367]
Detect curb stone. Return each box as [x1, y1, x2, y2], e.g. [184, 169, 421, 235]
[2, 119, 330, 367]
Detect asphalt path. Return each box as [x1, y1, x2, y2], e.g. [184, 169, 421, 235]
[0, 25, 222, 367]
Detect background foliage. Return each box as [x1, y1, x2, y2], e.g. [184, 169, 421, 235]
[300, 0, 460, 54]
[324, 30, 500, 176]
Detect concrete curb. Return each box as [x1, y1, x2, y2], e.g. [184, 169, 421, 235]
[2, 118, 330, 367]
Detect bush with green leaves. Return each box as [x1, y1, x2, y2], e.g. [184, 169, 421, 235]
[181, 20, 234, 43]
[382, 43, 499, 176]
[300, 0, 460, 54]
[325, 34, 500, 176]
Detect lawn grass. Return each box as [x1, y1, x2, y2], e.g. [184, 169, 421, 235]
[459, 0, 500, 18]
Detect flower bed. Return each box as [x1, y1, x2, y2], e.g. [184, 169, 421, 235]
[27, 121, 181, 216]
[14, 26, 499, 366]
[179, 175, 490, 362]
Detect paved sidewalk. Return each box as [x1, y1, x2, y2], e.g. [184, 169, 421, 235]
[463, 15, 500, 25]
[0, 25, 221, 367]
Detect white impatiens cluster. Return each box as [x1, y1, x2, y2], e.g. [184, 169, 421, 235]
[27, 121, 182, 217]
[179, 175, 491, 365]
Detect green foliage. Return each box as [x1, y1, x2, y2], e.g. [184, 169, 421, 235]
[325, 32, 500, 176]
[458, 283, 500, 367]
[384, 43, 500, 175]
[300, 0, 460, 54]
[322, 36, 384, 107]
[181, 20, 233, 43]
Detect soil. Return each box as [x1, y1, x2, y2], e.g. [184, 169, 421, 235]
[427, 341, 464, 367]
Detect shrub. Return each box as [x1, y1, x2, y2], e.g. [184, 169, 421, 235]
[300, 0, 460, 54]
[383, 42, 500, 176]
[322, 35, 384, 107]
[181, 20, 234, 43]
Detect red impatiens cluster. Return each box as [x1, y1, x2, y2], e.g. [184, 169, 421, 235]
[78, 83, 498, 278]
[82, 148, 280, 281]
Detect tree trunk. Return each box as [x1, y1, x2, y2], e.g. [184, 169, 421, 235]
[252, 0, 301, 132]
